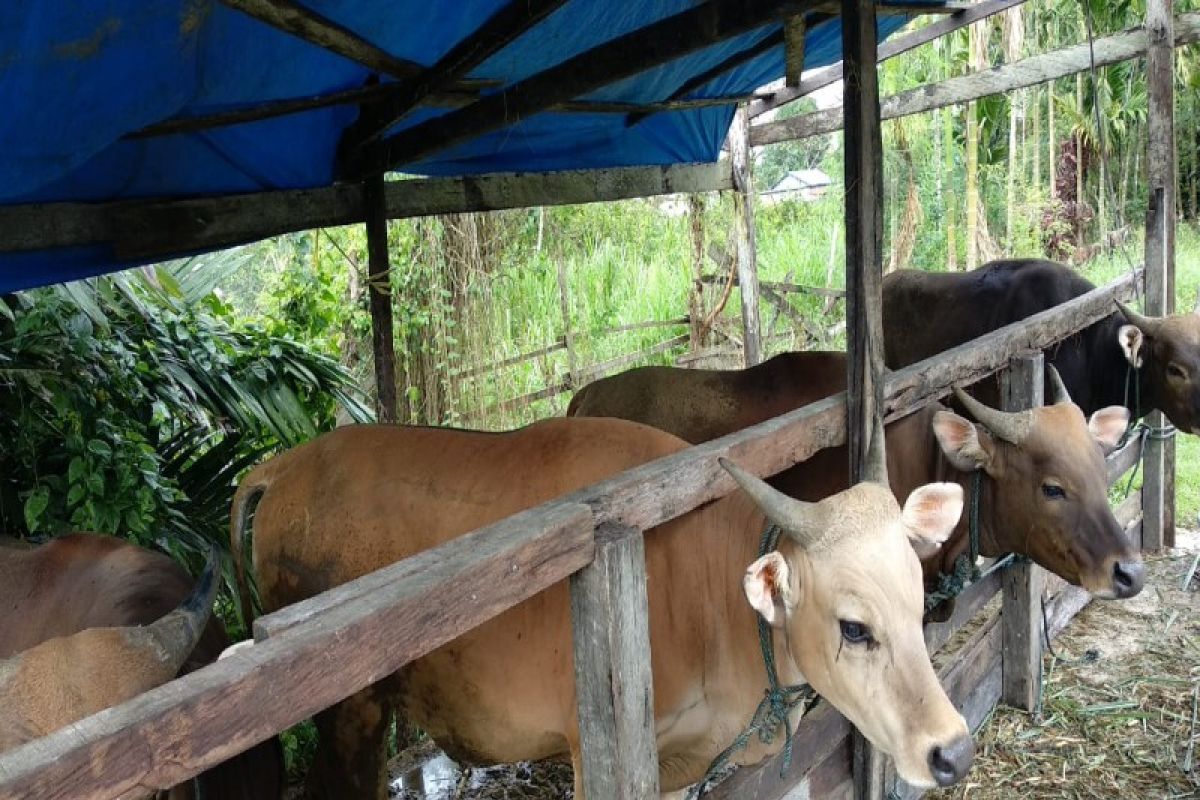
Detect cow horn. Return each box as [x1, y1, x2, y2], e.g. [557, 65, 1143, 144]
[720, 458, 824, 549]
[146, 545, 221, 673]
[1116, 301, 1163, 337]
[952, 387, 1033, 444]
[863, 416, 889, 487]
[1047, 364, 1073, 405]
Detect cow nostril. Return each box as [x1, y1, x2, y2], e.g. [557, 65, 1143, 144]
[927, 735, 974, 787]
[1112, 559, 1146, 598]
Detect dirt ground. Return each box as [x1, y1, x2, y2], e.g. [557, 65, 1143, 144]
[928, 530, 1200, 800]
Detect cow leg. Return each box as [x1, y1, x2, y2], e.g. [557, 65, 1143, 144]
[305, 684, 393, 800]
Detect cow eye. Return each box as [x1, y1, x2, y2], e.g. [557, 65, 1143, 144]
[1168, 363, 1188, 380]
[1042, 483, 1066, 499]
[840, 620, 873, 644]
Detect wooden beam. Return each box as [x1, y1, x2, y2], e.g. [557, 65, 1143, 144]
[364, 174, 399, 424]
[0, 162, 730, 262]
[730, 107, 764, 366]
[1106, 432, 1144, 486]
[217, 0, 485, 90]
[749, 0, 1029, 118]
[785, 15, 808, 87]
[843, 1, 888, 796]
[344, 0, 821, 177]
[1143, 0, 1177, 551]
[999, 353, 1045, 712]
[570, 524, 660, 799]
[752, 12, 1200, 145]
[0, 502, 595, 798]
[345, 0, 571, 148]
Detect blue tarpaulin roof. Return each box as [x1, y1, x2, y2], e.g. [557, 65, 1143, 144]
[0, 1, 928, 292]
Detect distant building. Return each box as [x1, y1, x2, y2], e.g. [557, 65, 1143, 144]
[760, 169, 833, 206]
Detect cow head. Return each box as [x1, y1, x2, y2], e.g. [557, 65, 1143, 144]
[1117, 302, 1200, 433]
[721, 458, 973, 789]
[932, 369, 1143, 598]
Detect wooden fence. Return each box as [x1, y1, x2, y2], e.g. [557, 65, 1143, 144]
[0, 269, 1143, 800]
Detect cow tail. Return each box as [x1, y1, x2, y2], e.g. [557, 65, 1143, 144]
[230, 466, 271, 630]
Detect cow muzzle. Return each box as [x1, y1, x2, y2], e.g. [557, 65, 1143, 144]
[1112, 557, 1145, 598]
[928, 734, 975, 787]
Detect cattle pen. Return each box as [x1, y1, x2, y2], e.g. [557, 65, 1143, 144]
[0, 0, 1186, 799]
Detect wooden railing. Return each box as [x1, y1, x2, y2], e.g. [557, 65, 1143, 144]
[0, 269, 1142, 800]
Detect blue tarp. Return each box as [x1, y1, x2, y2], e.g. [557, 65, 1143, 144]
[0, 1, 923, 292]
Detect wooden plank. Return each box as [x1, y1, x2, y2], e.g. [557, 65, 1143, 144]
[1144, 0, 1177, 550]
[752, 12, 1200, 146]
[699, 273, 846, 299]
[843, 1, 888, 796]
[577, 335, 692, 383]
[1106, 432, 1144, 486]
[0, 503, 596, 799]
[594, 317, 690, 336]
[1000, 353, 1044, 712]
[364, 175, 399, 424]
[0, 163, 730, 259]
[923, 568, 1004, 654]
[452, 338, 568, 380]
[730, 107, 764, 366]
[346, 0, 822, 177]
[570, 524, 660, 799]
[345, 0, 571, 148]
[749, 0, 1028, 118]
[217, 0, 483, 88]
[785, 15, 808, 87]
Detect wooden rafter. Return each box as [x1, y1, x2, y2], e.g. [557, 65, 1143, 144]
[750, 0, 1029, 118]
[345, 0, 572, 150]
[342, 0, 822, 179]
[784, 15, 808, 86]
[751, 11, 1200, 146]
[217, 0, 490, 91]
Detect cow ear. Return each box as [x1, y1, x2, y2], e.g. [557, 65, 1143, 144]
[1119, 324, 1145, 368]
[901, 482, 964, 558]
[1088, 406, 1129, 452]
[743, 552, 794, 628]
[932, 410, 995, 473]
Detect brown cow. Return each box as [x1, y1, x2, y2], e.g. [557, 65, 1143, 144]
[568, 352, 1143, 601]
[0, 534, 283, 799]
[232, 418, 974, 798]
[883, 258, 1200, 432]
[0, 544, 217, 753]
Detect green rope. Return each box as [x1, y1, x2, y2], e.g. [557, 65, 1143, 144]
[688, 524, 818, 799]
[1116, 363, 1174, 499]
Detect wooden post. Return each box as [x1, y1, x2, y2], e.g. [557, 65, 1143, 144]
[730, 106, 763, 366]
[1143, 0, 1176, 550]
[556, 259, 580, 389]
[1000, 352, 1045, 711]
[843, 0, 888, 797]
[784, 15, 807, 88]
[688, 194, 708, 352]
[364, 173, 399, 424]
[570, 523, 660, 799]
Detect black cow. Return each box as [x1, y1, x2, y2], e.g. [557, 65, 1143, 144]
[884, 258, 1200, 433]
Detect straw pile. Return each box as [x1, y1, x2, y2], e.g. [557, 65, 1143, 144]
[930, 539, 1200, 800]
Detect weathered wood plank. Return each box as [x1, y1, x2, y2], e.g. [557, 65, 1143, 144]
[348, 0, 822, 176]
[0, 163, 730, 259]
[0, 503, 595, 799]
[1000, 354, 1044, 712]
[364, 174, 399, 424]
[699, 273, 846, 299]
[784, 15, 807, 87]
[843, 1, 888, 796]
[351, 0, 570, 148]
[730, 107, 764, 366]
[570, 524, 660, 799]
[1106, 432, 1144, 486]
[1144, 0, 1177, 550]
[750, 0, 1029, 118]
[923, 568, 1004, 654]
[752, 12, 1200, 146]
